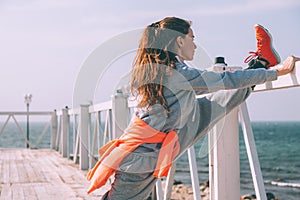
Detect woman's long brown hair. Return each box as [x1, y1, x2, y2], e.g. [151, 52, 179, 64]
[130, 17, 191, 110]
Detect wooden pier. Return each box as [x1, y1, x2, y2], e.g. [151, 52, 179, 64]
[0, 149, 106, 200]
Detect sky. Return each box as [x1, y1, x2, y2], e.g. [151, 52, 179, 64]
[0, 0, 300, 121]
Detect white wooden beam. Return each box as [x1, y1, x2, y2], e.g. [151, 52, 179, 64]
[79, 104, 89, 170]
[239, 102, 267, 200]
[209, 108, 240, 200]
[61, 108, 69, 158]
[51, 111, 58, 150]
[254, 61, 300, 92]
[111, 91, 129, 139]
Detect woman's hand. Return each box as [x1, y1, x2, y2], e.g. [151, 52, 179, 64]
[276, 55, 300, 76]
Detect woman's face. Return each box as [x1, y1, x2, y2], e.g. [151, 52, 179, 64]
[177, 28, 197, 61]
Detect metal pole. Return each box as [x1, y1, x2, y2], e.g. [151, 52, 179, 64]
[26, 103, 30, 148]
[24, 93, 32, 148]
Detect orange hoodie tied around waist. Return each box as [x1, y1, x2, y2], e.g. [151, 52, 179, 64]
[86, 115, 180, 194]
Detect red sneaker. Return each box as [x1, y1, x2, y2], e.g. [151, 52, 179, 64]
[244, 24, 281, 67]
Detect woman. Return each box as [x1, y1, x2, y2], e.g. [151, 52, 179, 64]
[87, 17, 299, 199]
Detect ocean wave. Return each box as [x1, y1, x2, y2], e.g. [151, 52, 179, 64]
[268, 180, 300, 188]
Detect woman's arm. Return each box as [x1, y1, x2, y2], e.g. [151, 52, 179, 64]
[173, 65, 277, 95]
[172, 56, 299, 95]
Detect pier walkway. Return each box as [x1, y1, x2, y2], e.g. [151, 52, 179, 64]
[0, 149, 106, 200]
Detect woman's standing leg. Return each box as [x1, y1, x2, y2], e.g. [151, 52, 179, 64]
[102, 171, 157, 200]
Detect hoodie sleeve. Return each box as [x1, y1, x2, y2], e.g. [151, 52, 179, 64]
[172, 64, 277, 95]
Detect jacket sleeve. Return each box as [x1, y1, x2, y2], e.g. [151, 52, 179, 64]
[172, 65, 278, 95]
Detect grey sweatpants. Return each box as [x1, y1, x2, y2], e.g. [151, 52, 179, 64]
[102, 88, 251, 200]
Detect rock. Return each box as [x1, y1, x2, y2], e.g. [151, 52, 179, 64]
[173, 180, 183, 185]
[241, 194, 257, 200]
[240, 192, 279, 200]
[266, 192, 276, 200]
[160, 180, 278, 200]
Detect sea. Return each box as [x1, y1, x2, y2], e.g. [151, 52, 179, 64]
[0, 121, 299, 199]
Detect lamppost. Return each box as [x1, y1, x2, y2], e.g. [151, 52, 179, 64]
[24, 94, 32, 148]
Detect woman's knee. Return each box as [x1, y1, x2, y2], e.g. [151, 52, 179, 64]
[234, 88, 251, 104]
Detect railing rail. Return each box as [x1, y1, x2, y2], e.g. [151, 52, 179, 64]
[0, 111, 53, 149]
[0, 111, 53, 115]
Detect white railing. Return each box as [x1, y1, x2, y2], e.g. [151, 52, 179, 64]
[49, 61, 300, 199]
[208, 61, 300, 200]
[52, 93, 132, 170]
[0, 111, 53, 149]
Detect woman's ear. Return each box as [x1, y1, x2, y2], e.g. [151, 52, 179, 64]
[176, 36, 184, 48]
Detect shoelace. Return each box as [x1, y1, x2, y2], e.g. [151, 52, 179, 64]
[244, 51, 260, 63]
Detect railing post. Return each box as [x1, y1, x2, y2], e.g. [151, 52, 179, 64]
[208, 63, 242, 199]
[209, 108, 240, 200]
[80, 104, 89, 170]
[111, 90, 129, 139]
[187, 147, 201, 200]
[51, 110, 58, 150]
[239, 102, 267, 200]
[56, 113, 62, 152]
[61, 107, 69, 158]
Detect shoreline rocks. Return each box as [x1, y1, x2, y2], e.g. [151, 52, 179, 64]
[161, 180, 279, 200]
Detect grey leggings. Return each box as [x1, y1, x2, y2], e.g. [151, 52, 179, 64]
[102, 88, 251, 200]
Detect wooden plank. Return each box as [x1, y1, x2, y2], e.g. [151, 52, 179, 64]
[22, 183, 38, 200]
[0, 184, 12, 199]
[0, 158, 3, 184]
[24, 160, 40, 183]
[10, 160, 19, 184]
[0, 149, 106, 200]
[2, 157, 9, 184]
[17, 161, 29, 184]
[12, 184, 25, 200]
[34, 183, 50, 200]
